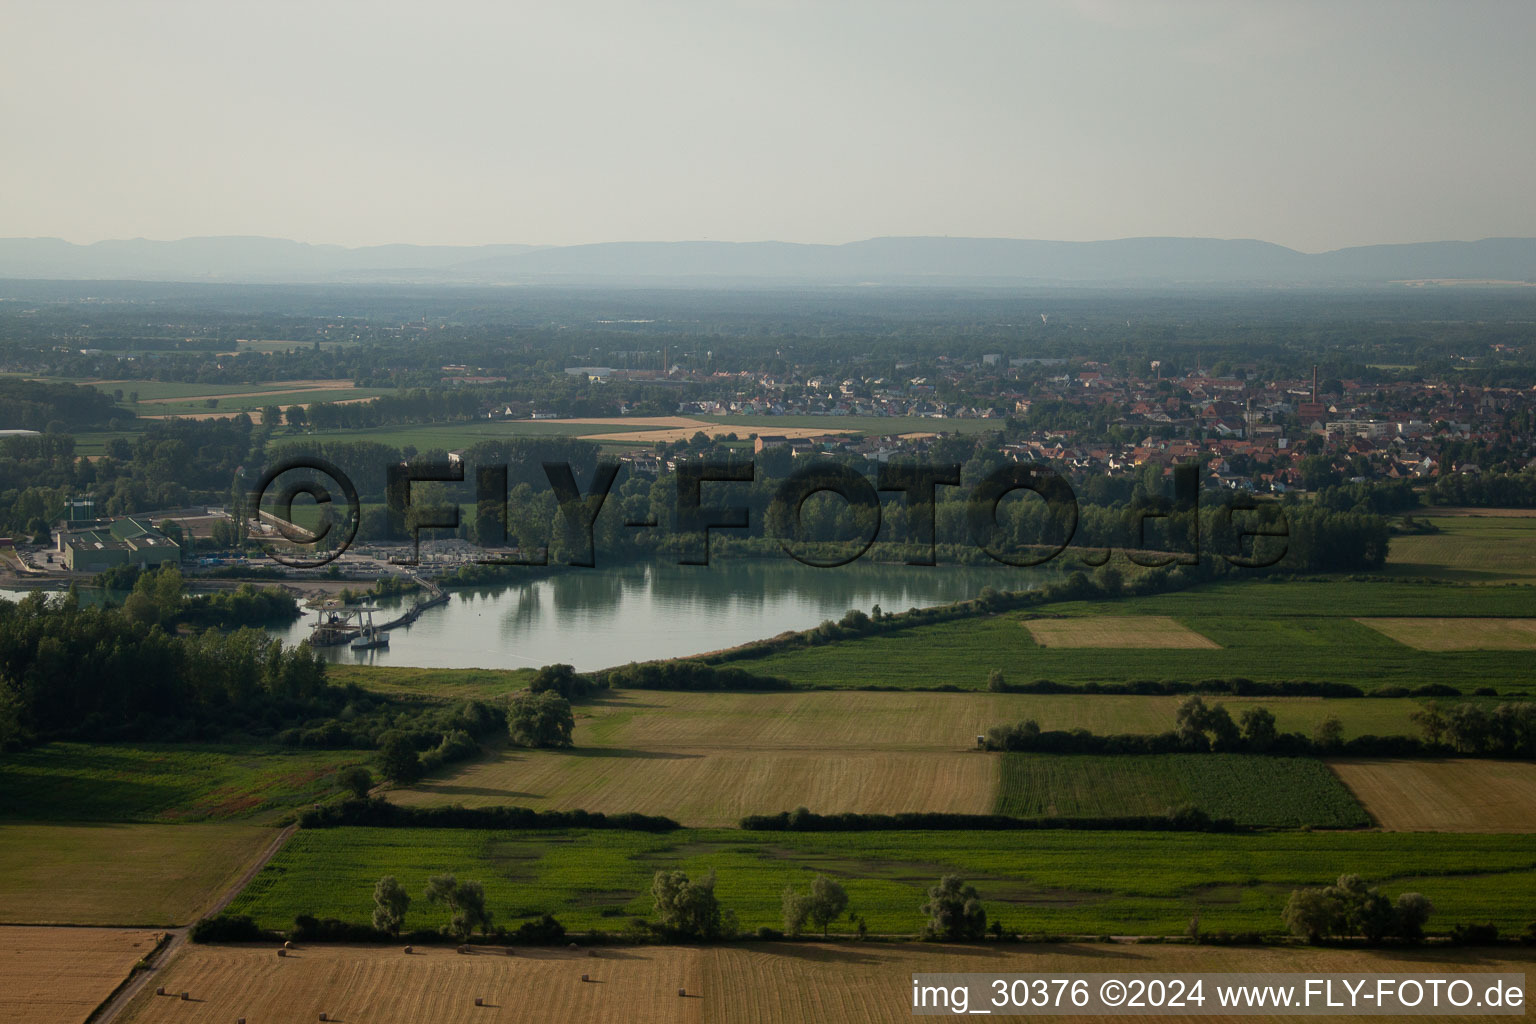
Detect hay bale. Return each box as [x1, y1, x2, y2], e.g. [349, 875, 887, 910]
[403, 945, 413, 954]
[180, 992, 190, 1001]
[504, 947, 516, 956]
[277, 948, 287, 958]
[568, 942, 579, 951]
[283, 940, 293, 949]
[474, 997, 483, 1007]
[155, 987, 165, 996]
[679, 988, 687, 997]
[580, 974, 589, 983]
[319, 1014, 328, 1022]
[457, 944, 469, 954]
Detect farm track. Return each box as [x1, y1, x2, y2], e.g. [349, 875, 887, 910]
[87, 824, 297, 1024]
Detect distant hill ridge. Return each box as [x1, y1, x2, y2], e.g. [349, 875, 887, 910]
[1, 234, 1534, 285]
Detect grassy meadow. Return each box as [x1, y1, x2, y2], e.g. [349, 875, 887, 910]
[226, 826, 1536, 937]
[0, 743, 369, 823]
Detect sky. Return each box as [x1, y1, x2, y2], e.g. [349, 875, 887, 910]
[2, 0, 1533, 252]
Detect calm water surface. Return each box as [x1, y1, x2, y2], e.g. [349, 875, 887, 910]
[269, 560, 1039, 672]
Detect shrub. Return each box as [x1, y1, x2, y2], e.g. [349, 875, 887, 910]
[189, 914, 268, 944]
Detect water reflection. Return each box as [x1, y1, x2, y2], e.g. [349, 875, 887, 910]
[267, 560, 1040, 672]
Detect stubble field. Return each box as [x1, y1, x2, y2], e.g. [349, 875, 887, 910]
[0, 926, 164, 1024]
[1327, 759, 1536, 832]
[114, 941, 1536, 1024]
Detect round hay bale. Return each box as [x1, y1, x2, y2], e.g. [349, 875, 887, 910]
[155, 987, 165, 996]
[580, 973, 589, 983]
[277, 948, 287, 957]
[457, 943, 469, 954]
[403, 945, 413, 954]
[319, 1014, 328, 1022]
[474, 997, 483, 1007]
[283, 940, 293, 949]
[180, 992, 190, 1001]
[568, 942, 578, 951]
[679, 988, 687, 997]
[504, 947, 516, 956]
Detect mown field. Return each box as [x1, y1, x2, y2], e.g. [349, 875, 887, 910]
[226, 827, 1536, 937]
[0, 823, 273, 925]
[118, 941, 1536, 1024]
[391, 691, 1422, 826]
[0, 743, 369, 823]
[733, 579, 1536, 694]
[1357, 616, 1536, 651]
[1386, 513, 1536, 583]
[396, 749, 996, 827]
[995, 754, 1369, 828]
[1328, 759, 1536, 833]
[0, 926, 165, 1024]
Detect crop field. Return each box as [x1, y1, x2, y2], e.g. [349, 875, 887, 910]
[698, 413, 1004, 436]
[117, 941, 1536, 1024]
[995, 754, 1369, 828]
[327, 674, 1431, 740]
[0, 823, 272, 925]
[58, 377, 361, 402]
[226, 827, 1536, 937]
[735, 579, 1536, 694]
[1386, 513, 1536, 582]
[1356, 616, 1536, 651]
[0, 743, 369, 823]
[0, 926, 164, 1024]
[395, 749, 995, 826]
[138, 386, 395, 417]
[1022, 614, 1219, 649]
[1329, 759, 1536, 832]
[392, 691, 1419, 824]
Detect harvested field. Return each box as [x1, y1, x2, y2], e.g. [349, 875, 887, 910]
[395, 749, 995, 826]
[389, 690, 1425, 823]
[1356, 617, 1536, 650]
[117, 941, 1536, 1024]
[0, 926, 163, 1024]
[1022, 614, 1219, 649]
[1330, 759, 1536, 832]
[572, 416, 858, 444]
[0, 824, 273, 926]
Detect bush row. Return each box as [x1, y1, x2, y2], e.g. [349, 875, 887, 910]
[740, 806, 1237, 833]
[299, 797, 679, 832]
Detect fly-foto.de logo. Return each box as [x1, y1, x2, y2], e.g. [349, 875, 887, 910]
[248, 457, 1288, 570]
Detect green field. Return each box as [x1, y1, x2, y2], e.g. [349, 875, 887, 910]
[0, 743, 369, 823]
[275, 420, 666, 451]
[0, 822, 273, 925]
[697, 414, 1003, 436]
[1386, 514, 1536, 583]
[733, 579, 1536, 694]
[226, 826, 1536, 937]
[995, 754, 1369, 828]
[141, 387, 396, 416]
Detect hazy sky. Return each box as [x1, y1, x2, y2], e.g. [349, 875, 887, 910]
[3, 0, 1533, 252]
